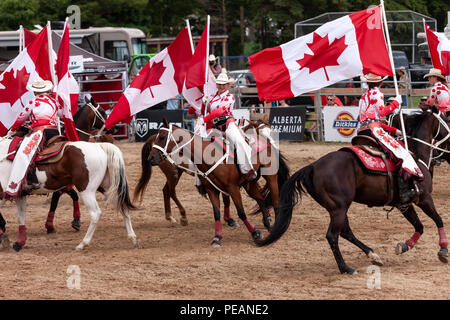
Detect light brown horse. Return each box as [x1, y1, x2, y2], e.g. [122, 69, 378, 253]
[143, 119, 289, 247]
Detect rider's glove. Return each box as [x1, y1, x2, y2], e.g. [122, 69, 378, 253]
[394, 95, 402, 105]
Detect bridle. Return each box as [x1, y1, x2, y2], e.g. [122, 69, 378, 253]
[73, 103, 107, 139]
[151, 124, 230, 195]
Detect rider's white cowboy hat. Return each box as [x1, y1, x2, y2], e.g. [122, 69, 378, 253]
[216, 73, 233, 85]
[209, 54, 218, 62]
[361, 73, 388, 83]
[423, 68, 446, 80]
[30, 77, 53, 93]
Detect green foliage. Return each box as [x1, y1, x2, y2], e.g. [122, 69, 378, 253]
[0, 0, 448, 58]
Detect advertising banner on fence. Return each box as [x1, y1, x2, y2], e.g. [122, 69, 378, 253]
[323, 106, 360, 142]
[268, 106, 306, 141]
[232, 108, 250, 127]
[135, 109, 184, 142]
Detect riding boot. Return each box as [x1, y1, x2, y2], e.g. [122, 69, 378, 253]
[397, 176, 420, 204]
[24, 166, 40, 194]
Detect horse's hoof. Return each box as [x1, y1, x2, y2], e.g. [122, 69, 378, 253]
[71, 219, 81, 232]
[167, 216, 177, 225]
[0, 234, 10, 249]
[342, 267, 357, 275]
[396, 242, 409, 255]
[252, 230, 262, 240]
[75, 243, 85, 251]
[211, 237, 221, 247]
[368, 251, 384, 266]
[226, 218, 239, 228]
[438, 248, 448, 264]
[180, 218, 188, 226]
[263, 216, 272, 231]
[46, 228, 56, 234]
[12, 242, 22, 252]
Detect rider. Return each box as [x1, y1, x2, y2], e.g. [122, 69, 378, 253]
[196, 73, 257, 182]
[5, 77, 62, 198]
[423, 68, 449, 116]
[357, 73, 424, 204]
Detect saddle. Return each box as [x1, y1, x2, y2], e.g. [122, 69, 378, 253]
[341, 134, 399, 206]
[7, 135, 69, 164]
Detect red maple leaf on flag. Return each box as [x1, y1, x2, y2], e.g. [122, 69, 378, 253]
[0, 67, 31, 106]
[296, 32, 348, 81]
[130, 60, 166, 98]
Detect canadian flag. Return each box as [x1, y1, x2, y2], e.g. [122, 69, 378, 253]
[55, 19, 79, 141]
[105, 27, 192, 130]
[249, 5, 393, 102]
[0, 27, 51, 135]
[424, 21, 450, 76]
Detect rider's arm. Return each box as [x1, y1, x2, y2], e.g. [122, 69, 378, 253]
[380, 123, 401, 136]
[203, 105, 231, 123]
[379, 95, 401, 117]
[10, 107, 32, 131]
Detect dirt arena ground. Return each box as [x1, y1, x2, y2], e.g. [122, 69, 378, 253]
[1, 140, 449, 300]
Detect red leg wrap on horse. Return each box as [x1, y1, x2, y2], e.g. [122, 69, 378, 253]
[224, 207, 230, 221]
[243, 219, 256, 233]
[438, 227, 448, 248]
[0, 229, 3, 236]
[17, 225, 27, 247]
[45, 211, 55, 230]
[405, 232, 421, 248]
[266, 209, 271, 217]
[215, 221, 223, 238]
[73, 201, 81, 220]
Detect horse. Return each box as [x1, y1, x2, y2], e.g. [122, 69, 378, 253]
[134, 117, 275, 229]
[255, 109, 450, 274]
[0, 137, 138, 251]
[44, 98, 114, 234]
[146, 119, 289, 247]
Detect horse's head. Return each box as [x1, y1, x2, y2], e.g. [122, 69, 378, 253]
[148, 119, 190, 166]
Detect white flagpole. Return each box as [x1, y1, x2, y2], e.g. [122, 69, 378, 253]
[185, 19, 195, 55]
[380, 0, 408, 150]
[47, 21, 60, 134]
[19, 25, 23, 53]
[203, 15, 210, 117]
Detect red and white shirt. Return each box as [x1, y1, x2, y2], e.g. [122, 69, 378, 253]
[203, 90, 235, 126]
[427, 81, 450, 113]
[11, 93, 63, 130]
[359, 87, 399, 123]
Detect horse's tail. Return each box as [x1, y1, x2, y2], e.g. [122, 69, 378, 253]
[255, 165, 313, 247]
[133, 135, 155, 204]
[99, 143, 136, 214]
[251, 149, 290, 214]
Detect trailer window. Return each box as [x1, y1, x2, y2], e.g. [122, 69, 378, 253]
[104, 40, 130, 61]
[132, 38, 148, 55]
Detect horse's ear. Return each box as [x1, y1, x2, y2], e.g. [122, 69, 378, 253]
[162, 118, 169, 128]
[90, 97, 96, 105]
[84, 96, 90, 104]
[263, 114, 269, 125]
[431, 105, 439, 114]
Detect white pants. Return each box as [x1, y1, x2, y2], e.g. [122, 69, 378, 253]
[6, 130, 43, 196]
[226, 121, 254, 174]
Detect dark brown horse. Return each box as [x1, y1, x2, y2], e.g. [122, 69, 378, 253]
[143, 119, 289, 247]
[256, 110, 449, 274]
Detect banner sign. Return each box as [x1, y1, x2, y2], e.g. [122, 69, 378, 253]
[135, 109, 184, 142]
[268, 106, 306, 141]
[323, 106, 360, 142]
[232, 109, 250, 127]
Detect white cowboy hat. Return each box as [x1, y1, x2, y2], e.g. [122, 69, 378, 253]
[30, 77, 53, 93]
[361, 73, 388, 83]
[423, 68, 446, 80]
[209, 54, 217, 62]
[216, 73, 233, 84]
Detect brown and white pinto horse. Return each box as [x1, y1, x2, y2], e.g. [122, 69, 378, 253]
[146, 119, 289, 247]
[0, 138, 138, 251]
[256, 110, 449, 274]
[44, 99, 114, 234]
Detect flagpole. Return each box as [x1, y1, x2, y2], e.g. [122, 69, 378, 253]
[185, 19, 195, 55]
[19, 25, 23, 53]
[380, 0, 408, 150]
[47, 21, 60, 134]
[203, 15, 210, 117]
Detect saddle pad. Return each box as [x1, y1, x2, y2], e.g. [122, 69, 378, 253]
[7, 136, 24, 160]
[341, 146, 397, 173]
[35, 142, 68, 163]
